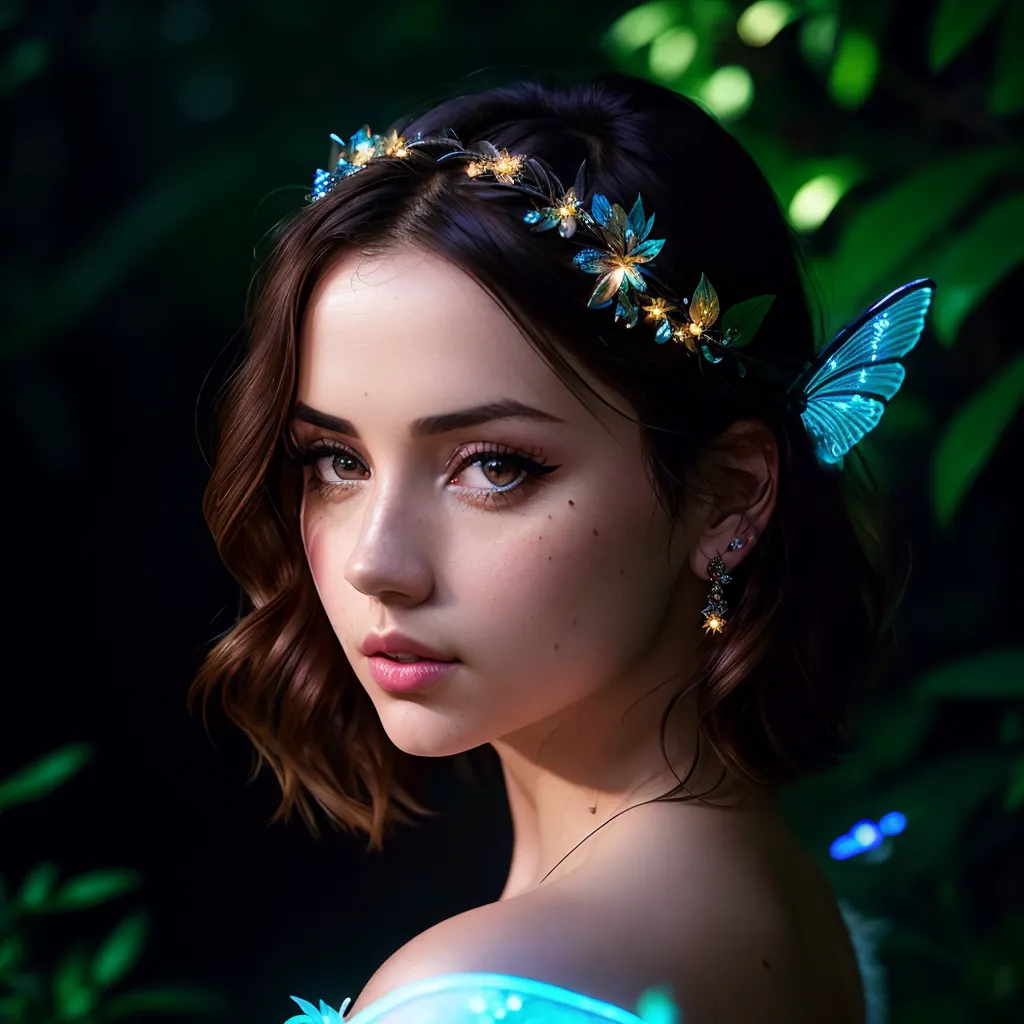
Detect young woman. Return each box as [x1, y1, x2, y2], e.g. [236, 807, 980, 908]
[191, 71, 932, 1024]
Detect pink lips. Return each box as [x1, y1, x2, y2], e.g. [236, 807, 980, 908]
[367, 655, 459, 693]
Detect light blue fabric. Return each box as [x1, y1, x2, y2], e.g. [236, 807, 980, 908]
[284, 974, 677, 1024]
[838, 900, 890, 1024]
[285, 901, 886, 1024]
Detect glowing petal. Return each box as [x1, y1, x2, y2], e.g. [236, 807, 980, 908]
[689, 273, 721, 328]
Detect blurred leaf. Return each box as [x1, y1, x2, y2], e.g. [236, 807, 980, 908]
[999, 710, 1022, 744]
[604, 2, 685, 59]
[15, 862, 60, 911]
[870, 755, 1006, 875]
[698, 64, 755, 120]
[0, 743, 92, 813]
[1005, 759, 1024, 812]
[0, 995, 30, 1019]
[0, 934, 25, 977]
[927, 193, 1024, 345]
[91, 912, 149, 989]
[736, 1, 798, 47]
[648, 25, 698, 82]
[850, 694, 940, 782]
[737, 138, 863, 212]
[799, 13, 837, 69]
[788, 172, 851, 231]
[871, 390, 934, 437]
[820, 147, 1018, 329]
[0, 0, 24, 32]
[990, 0, 1024, 113]
[897, 993, 974, 1023]
[1, 139, 251, 361]
[962, 912, 1024, 1003]
[913, 648, 1024, 699]
[828, 29, 878, 108]
[929, 0, 1005, 72]
[0, 36, 49, 97]
[54, 947, 98, 1020]
[97, 987, 228, 1018]
[931, 353, 1024, 527]
[47, 870, 143, 912]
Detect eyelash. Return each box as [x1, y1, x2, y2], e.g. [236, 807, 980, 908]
[283, 438, 560, 509]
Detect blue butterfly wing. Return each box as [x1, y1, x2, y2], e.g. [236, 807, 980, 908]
[800, 279, 935, 466]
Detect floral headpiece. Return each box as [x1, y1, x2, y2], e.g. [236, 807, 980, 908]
[306, 125, 935, 471]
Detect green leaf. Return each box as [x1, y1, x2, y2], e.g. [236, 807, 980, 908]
[850, 695, 940, 782]
[0, 36, 49, 98]
[15, 862, 60, 910]
[999, 710, 1023, 744]
[1, 136, 261, 362]
[1005, 758, 1024, 812]
[96, 987, 228, 1019]
[929, 0, 1005, 72]
[91, 912, 149, 989]
[990, 0, 1024, 113]
[927, 193, 1024, 345]
[0, 743, 92, 812]
[931, 352, 1024, 527]
[604, 2, 685, 58]
[867, 755, 1007, 876]
[870, 390, 934, 438]
[913, 648, 1024, 699]
[828, 29, 879, 109]
[54, 947, 98, 1021]
[819, 147, 1019, 331]
[0, 934, 25, 977]
[0, 995, 30, 1020]
[719, 294, 775, 347]
[47, 870, 143, 912]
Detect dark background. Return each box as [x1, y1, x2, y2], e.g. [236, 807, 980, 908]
[2, 1, 1022, 1022]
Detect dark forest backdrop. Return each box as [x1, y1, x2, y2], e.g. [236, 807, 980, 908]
[1, 1, 1022, 1022]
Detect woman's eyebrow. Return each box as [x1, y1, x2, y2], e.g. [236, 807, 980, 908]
[289, 399, 567, 439]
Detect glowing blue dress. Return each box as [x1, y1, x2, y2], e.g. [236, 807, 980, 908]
[283, 903, 887, 1024]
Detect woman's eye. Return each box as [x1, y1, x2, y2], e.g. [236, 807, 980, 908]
[288, 441, 559, 509]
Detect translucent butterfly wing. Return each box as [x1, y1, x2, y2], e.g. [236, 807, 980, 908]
[800, 279, 935, 466]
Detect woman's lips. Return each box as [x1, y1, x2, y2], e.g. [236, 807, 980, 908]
[367, 655, 460, 693]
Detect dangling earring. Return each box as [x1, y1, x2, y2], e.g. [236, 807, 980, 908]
[700, 534, 750, 635]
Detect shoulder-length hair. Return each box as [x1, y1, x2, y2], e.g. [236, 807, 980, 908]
[190, 70, 907, 851]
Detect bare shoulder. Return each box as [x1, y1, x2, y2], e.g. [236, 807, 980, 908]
[348, 854, 822, 1023]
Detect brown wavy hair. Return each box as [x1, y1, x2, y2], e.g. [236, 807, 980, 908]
[190, 70, 908, 852]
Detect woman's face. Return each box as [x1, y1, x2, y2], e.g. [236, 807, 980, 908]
[292, 246, 706, 759]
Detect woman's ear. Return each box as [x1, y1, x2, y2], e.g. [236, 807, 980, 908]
[685, 418, 779, 581]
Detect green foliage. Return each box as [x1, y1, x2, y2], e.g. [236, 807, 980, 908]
[928, 0, 1004, 72]
[607, 1, 1021, 1018]
[912, 648, 1024, 700]
[931, 352, 1024, 528]
[0, 746, 226, 1024]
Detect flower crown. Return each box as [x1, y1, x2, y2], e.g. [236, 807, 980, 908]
[307, 125, 776, 379]
[304, 124, 936, 472]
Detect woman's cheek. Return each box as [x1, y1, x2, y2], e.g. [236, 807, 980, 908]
[300, 506, 334, 599]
